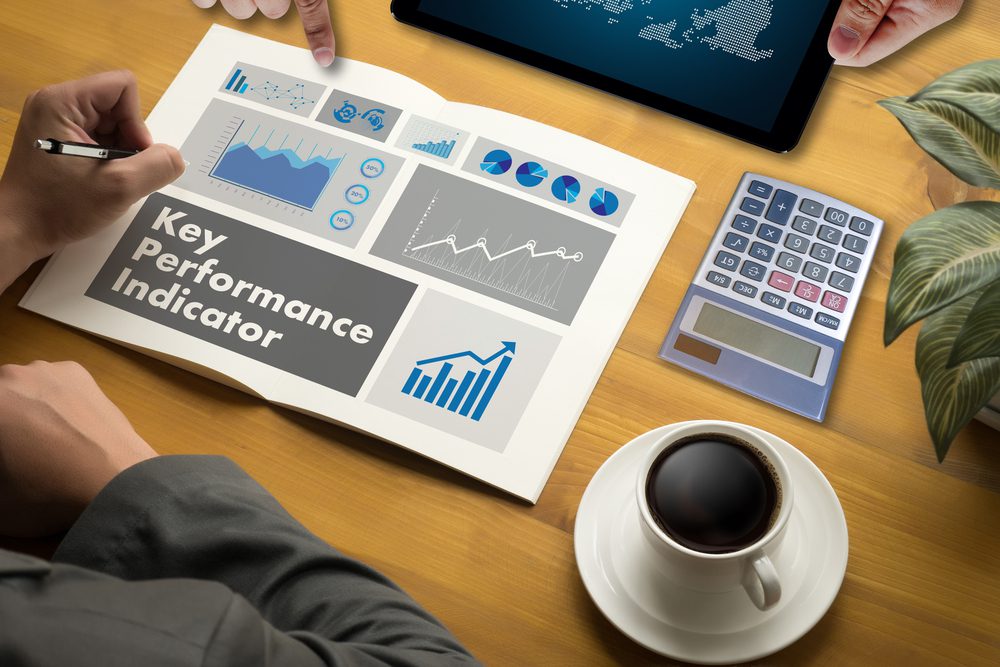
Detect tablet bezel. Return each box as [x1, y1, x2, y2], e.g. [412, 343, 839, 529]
[390, 0, 840, 153]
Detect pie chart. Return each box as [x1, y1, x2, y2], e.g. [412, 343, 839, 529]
[480, 149, 513, 175]
[516, 161, 548, 188]
[589, 188, 620, 217]
[552, 175, 581, 203]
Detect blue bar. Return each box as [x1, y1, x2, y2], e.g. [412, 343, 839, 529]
[413, 375, 431, 400]
[401, 367, 422, 395]
[447, 371, 477, 412]
[424, 362, 453, 403]
[225, 68, 242, 90]
[436, 378, 458, 407]
[239, 82, 249, 94]
[472, 355, 512, 421]
[234, 75, 247, 93]
[459, 369, 492, 417]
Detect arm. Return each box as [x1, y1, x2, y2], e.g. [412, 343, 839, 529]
[52, 455, 477, 665]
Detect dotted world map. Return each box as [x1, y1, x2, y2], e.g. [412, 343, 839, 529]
[549, 0, 775, 63]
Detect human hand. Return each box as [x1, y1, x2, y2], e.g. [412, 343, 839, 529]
[0, 71, 184, 290]
[828, 0, 963, 67]
[191, 0, 336, 66]
[0, 361, 158, 538]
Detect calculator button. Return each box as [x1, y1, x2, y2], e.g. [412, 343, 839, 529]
[714, 250, 740, 271]
[756, 223, 782, 243]
[784, 233, 809, 253]
[794, 281, 821, 303]
[829, 271, 855, 292]
[791, 216, 818, 235]
[843, 234, 868, 254]
[765, 189, 797, 225]
[740, 260, 766, 282]
[816, 312, 841, 330]
[749, 242, 775, 262]
[777, 252, 803, 272]
[723, 232, 750, 252]
[825, 208, 849, 226]
[849, 216, 875, 236]
[799, 199, 824, 217]
[835, 252, 861, 274]
[817, 225, 843, 244]
[733, 281, 758, 298]
[761, 292, 786, 309]
[809, 243, 835, 263]
[822, 291, 848, 313]
[748, 180, 773, 198]
[788, 302, 813, 319]
[741, 198, 767, 216]
[803, 262, 829, 282]
[732, 215, 757, 234]
[767, 271, 794, 292]
[706, 271, 732, 288]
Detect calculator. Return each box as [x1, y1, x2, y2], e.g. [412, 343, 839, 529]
[659, 173, 883, 421]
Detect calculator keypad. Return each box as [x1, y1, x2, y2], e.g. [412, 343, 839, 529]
[701, 174, 881, 338]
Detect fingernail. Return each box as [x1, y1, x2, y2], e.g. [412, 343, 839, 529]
[831, 25, 861, 56]
[313, 48, 334, 67]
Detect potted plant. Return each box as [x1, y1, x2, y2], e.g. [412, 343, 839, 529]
[879, 60, 1000, 461]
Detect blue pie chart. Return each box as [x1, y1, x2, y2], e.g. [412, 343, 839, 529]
[515, 161, 548, 188]
[589, 188, 620, 216]
[551, 175, 581, 203]
[480, 149, 513, 175]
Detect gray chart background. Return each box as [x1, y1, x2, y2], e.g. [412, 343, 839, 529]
[371, 166, 615, 325]
[176, 99, 404, 248]
[87, 193, 416, 396]
[367, 290, 561, 453]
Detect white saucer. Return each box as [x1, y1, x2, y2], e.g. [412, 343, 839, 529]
[574, 421, 848, 665]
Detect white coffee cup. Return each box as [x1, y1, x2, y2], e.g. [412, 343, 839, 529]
[634, 421, 794, 611]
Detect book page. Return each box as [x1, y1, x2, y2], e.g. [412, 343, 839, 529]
[21, 25, 694, 501]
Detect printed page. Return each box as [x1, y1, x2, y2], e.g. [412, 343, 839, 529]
[21, 25, 694, 502]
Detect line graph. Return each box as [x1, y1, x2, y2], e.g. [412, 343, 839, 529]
[371, 166, 614, 325]
[402, 191, 583, 311]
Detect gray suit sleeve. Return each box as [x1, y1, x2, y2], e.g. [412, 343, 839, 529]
[49, 455, 479, 666]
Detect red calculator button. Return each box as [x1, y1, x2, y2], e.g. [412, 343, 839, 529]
[768, 271, 794, 292]
[822, 291, 848, 313]
[794, 281, 820, 303]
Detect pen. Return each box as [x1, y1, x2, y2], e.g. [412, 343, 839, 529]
[34, 138, 139, 160]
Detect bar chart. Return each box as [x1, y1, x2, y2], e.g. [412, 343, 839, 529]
[396, 116, 468, 165]
[401, 341, 516, 422]
[412, 139, 457, 159]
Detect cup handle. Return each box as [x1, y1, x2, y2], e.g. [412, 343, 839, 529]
[742, 553, 781, 611]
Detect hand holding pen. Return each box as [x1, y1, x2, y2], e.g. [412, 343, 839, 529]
[0, 71, 184, 290]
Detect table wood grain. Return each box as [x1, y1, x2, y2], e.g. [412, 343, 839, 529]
[1, 1, 998, 664]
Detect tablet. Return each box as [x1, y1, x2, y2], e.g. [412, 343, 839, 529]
[391, 1, 839, 152]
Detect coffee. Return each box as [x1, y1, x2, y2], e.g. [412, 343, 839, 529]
[645, 434, 781, 554]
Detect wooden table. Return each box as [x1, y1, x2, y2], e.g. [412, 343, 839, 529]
[1, 1, 998, 664]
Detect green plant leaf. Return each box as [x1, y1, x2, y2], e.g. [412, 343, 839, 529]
[878, 97, 1000, 189]
[916, 292, 1000, 462]
[885, 201, 1000, 344]
[949, 279, 1000, 365]
[911, 60, 1000, 132]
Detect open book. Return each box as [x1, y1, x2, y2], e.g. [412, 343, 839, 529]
[21, 26, 694, 502]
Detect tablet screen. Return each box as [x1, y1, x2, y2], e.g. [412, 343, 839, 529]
[413, 0, 831, 133]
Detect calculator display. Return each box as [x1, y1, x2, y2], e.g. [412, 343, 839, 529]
[693, 303, 820, 377]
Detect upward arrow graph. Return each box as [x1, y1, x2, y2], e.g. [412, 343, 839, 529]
[417, 341, 517, 367]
